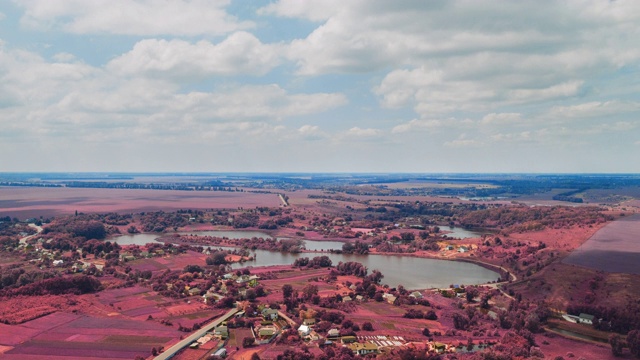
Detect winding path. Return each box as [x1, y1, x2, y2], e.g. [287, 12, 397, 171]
[19, 223, 43, 245]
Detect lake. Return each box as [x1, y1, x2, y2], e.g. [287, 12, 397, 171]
[441, 227, 483, 239]
[232, 249, 499, 289]
[112, 232, 500, 289]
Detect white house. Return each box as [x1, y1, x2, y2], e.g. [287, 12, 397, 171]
[298, 324, 311, 336]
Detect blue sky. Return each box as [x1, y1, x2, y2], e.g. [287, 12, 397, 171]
[1, 0, 639, 172]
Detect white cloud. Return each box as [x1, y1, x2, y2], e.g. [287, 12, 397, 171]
[17, 0, 252, 36]
[391, 119, 443, 134]
[481, 113, 522, 125]
[108, 32, 282, 79]
[297, 125, 326, 140]
[0, 12, 5, 20]
[258, 0, 341, 22]
[344, 127, 382, 138]
[507, 81, 583, 103]
[52, 52, 77, 62]
[548, 101, 640, 119]
[444, 134, 482, 148]
[0, 45, 347, 145]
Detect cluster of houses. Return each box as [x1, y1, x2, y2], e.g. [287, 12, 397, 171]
[443, 244, 471, 253]
[201, 273, 260, 304]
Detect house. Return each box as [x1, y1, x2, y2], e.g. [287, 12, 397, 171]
[298, 324, 311, 336]
[303, 318, 316, 326]
[431, 342, 447, 353]
[52, 259, 64, 266]
[347, 342, 379, 356]
[327, 329, 340, 338]
[262, 308, 279, 321]
[409, 291, 423, 299]
[458, 246, 469, 253]
[119, 252, 135, 261]
[187, 287, 201, 296]
[382, 293, 397, 305]
[342, 296, 352, 302]
[355, 295, 364, 302]
[214, 325, 228, 339]
[203, 292, 220, 304]
[341, 336, 357, 344]
[258, 326, 277, 338]
[579, 313, 595, 325]
[445, 245, 454, 251]
[212, 348, 227, 358]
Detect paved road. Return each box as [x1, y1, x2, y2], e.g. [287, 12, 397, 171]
[154, 308, 239, 360]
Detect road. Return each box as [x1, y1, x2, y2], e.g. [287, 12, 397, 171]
[154, 308, 239, 360]
[19, 223, 43, 245]
[278, 194, 288, 207]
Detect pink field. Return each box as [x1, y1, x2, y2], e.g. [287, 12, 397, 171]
[0, 312, 181, 359]
[564, 214, 640, 274]
[0, 186, 282, 218]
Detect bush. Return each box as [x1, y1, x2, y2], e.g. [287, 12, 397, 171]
[242, 336, 255, 348]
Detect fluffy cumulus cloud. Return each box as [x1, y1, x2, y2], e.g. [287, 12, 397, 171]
[343, 127, 382, 138]
[0, 43, 346, 146]
[481, 113, 522, 125]
[16, 0, 252, 36]
[269, 0, 640, 124]
[2, 0, 640, 171]
[108, 32, 282, 78]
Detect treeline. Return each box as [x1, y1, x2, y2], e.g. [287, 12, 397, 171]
[459, 205, 610, 232]
[138, 212, 187, 232]
[567, 301, 640, 334]
[43, 213, 131, 239]
[1, 275, 101, 297]
[552, 188, 586, 203]
[0, 267, 58, 291]
[293, 256, 333, 268]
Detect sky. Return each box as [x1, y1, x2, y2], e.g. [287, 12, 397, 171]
[0, 0, 639, 173]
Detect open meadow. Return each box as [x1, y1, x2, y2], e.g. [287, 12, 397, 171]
[0, 187, 281, 219]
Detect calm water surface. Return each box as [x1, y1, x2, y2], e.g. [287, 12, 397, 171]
[442, 227, 483, 239]
[112, 232, 499, 289]
[232, 249, 499, 289]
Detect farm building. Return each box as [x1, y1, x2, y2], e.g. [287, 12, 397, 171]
[347, 342, 379, 356]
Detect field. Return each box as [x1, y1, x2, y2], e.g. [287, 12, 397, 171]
[0, 187, 282, 219]
[0, 312, 181, 360]
[563, 214, 640, 274]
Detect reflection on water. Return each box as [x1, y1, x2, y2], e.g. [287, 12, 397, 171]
[111, 233, 162, 245]
[178, 230, 273, 239]
[303, 240, 344, 251]
[442, 227, 483, 239]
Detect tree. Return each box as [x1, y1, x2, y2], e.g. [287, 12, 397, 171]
[609, 334, 624, 357]
[362, 322, 374, 331]
[465, 286, 479, 302]
[302, 284, 318, 300]
[242, 336, 255, 348]
[628, 330, 640, 358]
[250, 354, 261, 360]
[206, 252, 228, 265]
[282, 284, 294, 299]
